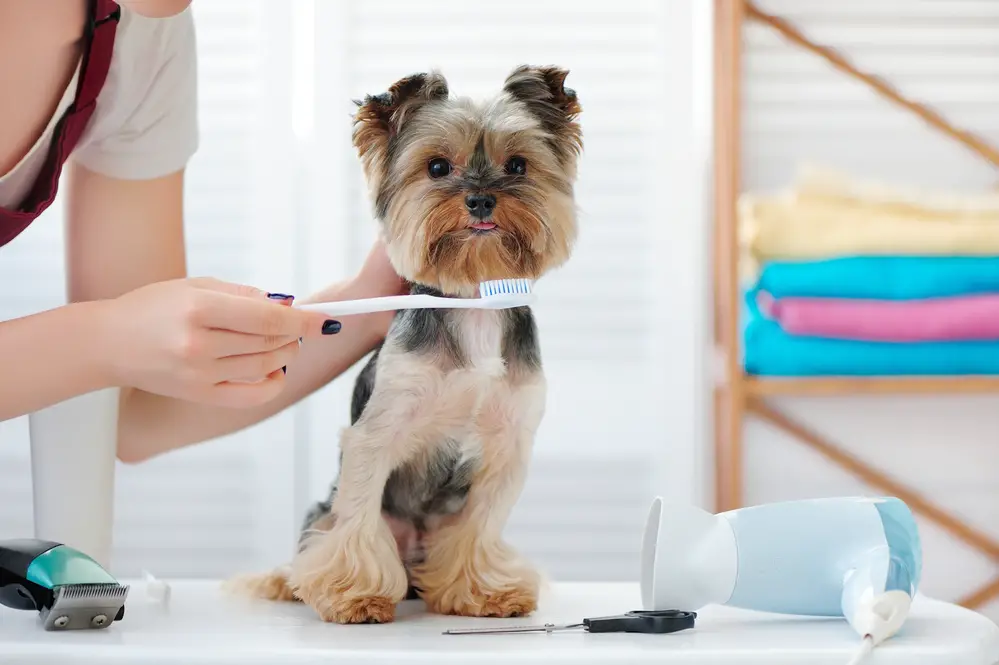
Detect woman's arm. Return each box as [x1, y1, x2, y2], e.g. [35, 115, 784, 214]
[0, 164, 183, 421]
[0, 300, 117, 420]
[64, 161, 400, 462]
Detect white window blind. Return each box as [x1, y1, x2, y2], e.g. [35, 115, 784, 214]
[743, 0, 999, 193]
[0, 0, 705, 585]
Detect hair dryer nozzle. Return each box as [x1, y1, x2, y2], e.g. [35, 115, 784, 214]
[641, 497, 738, 612]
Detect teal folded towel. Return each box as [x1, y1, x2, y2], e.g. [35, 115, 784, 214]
[743, 290, 999, 376]
[755, 256, 999, 300]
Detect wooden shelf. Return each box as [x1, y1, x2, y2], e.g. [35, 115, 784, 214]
[712, 0, 999, 610]
[745, 376, 999, 397]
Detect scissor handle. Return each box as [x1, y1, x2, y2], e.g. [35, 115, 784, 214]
[582, 609, 696, 634]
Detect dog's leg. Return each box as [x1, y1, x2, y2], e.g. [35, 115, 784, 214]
[224, 505, 424, 606]
[285, 425, 411, 624]
[413, 376, 546, 618]
[287, 362, 453, 624]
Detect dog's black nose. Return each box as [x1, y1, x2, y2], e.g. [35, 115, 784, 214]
[465, 193, 496, 219]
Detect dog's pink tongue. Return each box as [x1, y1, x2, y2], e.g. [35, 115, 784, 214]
[471, 222, 496, 230]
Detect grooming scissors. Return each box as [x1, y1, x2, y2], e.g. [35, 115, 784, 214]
[442, 609, 696, 635]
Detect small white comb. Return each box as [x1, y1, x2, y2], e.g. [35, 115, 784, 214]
[298, 279, 535, 316]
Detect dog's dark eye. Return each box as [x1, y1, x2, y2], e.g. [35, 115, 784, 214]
[428, 157, 452, 179]
[504, 156, 527, 176]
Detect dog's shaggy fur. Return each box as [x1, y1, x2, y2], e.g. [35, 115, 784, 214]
[226, 65, 582, 624]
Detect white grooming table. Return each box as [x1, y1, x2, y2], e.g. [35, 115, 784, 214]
[0, 582, 996, 664]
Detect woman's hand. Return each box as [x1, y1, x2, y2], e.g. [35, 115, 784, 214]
[111, 243, 408, 460]
[98, 277, 339, 408]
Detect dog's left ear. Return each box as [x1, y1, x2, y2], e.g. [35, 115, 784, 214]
[352, 71, 449, 179]
[503, 65, 583, 160]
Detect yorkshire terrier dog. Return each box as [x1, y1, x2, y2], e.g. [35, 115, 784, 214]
[230, 65, 582, 624]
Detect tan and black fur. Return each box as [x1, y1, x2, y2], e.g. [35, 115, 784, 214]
[227, 65, 582, 624]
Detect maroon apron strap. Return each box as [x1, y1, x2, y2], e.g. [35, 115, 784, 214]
[0, 0, 120, 247]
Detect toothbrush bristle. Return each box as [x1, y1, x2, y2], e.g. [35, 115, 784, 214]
[479, 278, 533, 297]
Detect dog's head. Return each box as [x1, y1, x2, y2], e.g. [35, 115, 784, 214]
[352, 66, 582, 296]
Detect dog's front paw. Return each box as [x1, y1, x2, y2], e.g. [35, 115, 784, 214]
[430, 585, 539, 618]
[414, 535, 540, 618]
[306, 593, 398, 625]
[288, 519, 409, 624]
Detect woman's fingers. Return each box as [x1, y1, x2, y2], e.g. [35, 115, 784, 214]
[206, 369, 288, 409]
[187, 276, 266, 298]
[193, 290, 334, 339]
[211, 340, 301, 383]
[203, 329, 299, 358]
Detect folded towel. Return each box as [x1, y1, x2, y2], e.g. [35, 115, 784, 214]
[758, 291, 999, 342]
[794, 163, 999, 219]
[755, 256, 999, 300]
[741, 195, 999, 262]
[743, 292, 999, 376]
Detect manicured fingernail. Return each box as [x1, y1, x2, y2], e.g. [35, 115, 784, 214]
[281, 366, 287, 375]
[267, 293, 294, 300]
[322, 320, 342, 335]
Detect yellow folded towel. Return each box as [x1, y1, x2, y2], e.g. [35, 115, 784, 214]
[740, 165, 999, 266]
[793, 164, 999, 220]
[742, 195, 999, 261]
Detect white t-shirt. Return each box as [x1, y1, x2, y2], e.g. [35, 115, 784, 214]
[0, 5, 198, 211]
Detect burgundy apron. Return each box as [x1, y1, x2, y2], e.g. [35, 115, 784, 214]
[0, 0, 120, 247]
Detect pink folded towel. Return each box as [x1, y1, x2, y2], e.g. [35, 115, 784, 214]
[757, 291, 999, 342]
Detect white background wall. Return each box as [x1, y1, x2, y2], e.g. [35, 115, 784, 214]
[739, 0, 999, 622]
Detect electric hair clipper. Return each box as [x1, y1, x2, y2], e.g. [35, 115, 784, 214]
[0, 538, 129, 630]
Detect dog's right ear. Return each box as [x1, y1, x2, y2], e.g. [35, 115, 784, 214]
[352, 72, 449, 176]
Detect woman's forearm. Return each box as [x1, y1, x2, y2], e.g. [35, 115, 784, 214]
[0, 301, 116, 421]
[116, 277, 394, 462]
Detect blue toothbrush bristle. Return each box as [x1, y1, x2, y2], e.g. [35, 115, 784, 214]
[479, 279, 532, 297]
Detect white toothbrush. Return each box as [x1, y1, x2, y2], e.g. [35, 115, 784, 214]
[296, 278, 536, 316]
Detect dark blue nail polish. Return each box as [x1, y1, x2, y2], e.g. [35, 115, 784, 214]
[322, 320, 342, 335]
[267, 293, 294, 300]
[281, 366, 287, 375]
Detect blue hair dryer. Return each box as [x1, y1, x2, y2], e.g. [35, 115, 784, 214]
[641, 496, 921, 648]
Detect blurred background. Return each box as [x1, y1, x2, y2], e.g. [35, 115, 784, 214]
[1, 0, 997, 625]
[730, 0, 999, 623]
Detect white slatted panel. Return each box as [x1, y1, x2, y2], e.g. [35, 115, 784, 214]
[743, 0, 999, 192]
[0, 1, 299, 578]
[741, 0, 999, 620]
[306, 0, 678, 581]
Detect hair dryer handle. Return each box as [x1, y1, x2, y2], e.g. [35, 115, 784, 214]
[841, 549, 915, 646]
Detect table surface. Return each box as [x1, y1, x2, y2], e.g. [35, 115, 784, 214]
[0, 581, 997, 665]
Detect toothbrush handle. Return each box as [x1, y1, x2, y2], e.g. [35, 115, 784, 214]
[296, 294, 460, 316]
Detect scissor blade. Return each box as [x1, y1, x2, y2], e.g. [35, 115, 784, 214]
[442, 622, 578, 635]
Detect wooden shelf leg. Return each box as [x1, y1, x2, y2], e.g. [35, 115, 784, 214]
[714, 385, 745, 512]
[958, 577, 999, 610]
[712, 0, 746, 512]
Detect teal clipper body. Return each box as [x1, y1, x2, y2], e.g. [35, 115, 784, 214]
[0, 539, 129, 630]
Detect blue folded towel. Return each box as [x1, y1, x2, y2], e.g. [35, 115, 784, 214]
[743, 290, 999, 376]
[755, 256, 999, 300]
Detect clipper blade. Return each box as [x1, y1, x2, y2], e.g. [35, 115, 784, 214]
[40, 582, 129, 631]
